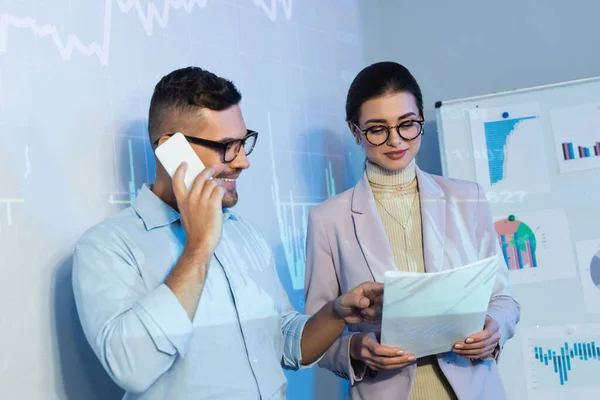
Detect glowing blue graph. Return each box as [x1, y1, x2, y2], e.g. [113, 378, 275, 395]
[484, 116, 536, 185]
[0, 198, 24, 234]
[267, 112, 337, 293]
[0, 0, 293, 66]
[109, 137, 148, 205]
[531, 340, 600, 388]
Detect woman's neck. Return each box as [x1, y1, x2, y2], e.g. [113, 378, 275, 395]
[366, 158, 417, 187]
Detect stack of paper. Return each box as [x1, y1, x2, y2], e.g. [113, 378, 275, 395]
[380, 256, 498, 358]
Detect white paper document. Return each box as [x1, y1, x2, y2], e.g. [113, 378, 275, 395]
[380, 256, 499, 358]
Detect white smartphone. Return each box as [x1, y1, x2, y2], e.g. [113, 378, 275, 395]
[155, 132, 206, 190]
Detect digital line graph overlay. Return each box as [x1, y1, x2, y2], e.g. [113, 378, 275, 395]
[109, 138, 137, 205]
[108, 136, 151, 205]
[0, 198, 24, 234]
[268, 111, 337, 293]
[522, 324, 600, 399]
[0, 0, 294, 66]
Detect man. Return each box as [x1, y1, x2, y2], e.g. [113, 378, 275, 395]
[72, 66, 383, 400]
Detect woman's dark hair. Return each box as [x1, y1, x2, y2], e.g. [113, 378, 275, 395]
[345, 62, 423, 124]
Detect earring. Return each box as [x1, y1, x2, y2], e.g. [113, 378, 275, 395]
[355, 136, 361, 145]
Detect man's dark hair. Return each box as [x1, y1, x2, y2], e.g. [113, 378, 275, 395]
[345, 61, 423, 124]
[148, 66, 241, 144]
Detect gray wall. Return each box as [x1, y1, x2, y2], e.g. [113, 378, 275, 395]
[358, 0, 600, 175]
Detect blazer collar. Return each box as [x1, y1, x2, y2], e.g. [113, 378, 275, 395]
[351, 165, 444, 214]
[350, 165, 447, 279]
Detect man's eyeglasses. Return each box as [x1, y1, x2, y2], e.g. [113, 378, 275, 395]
[154, 130, 258, 163]
[352, 120, 424, 146]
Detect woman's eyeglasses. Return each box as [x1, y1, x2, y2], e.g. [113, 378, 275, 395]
[353, 120, 424, 146]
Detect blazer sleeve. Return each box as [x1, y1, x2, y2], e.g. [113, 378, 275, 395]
[304, 207, 366, 384]
[473, 183, 521, 352]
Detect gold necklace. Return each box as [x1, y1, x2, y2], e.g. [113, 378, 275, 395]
[376, 192, 420, 272]
[375, 191, 418, 230]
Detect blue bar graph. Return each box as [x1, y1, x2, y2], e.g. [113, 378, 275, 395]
[568, 143, 574, 159]
[530, 241, 538, 267]
[534, 341, 599, 386]
[514, 232, 524, 268]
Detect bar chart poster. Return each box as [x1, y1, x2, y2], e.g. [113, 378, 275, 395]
[550, 102, 600, 174]
[469, 102, 550, 195]
[575, 240, 600, 314]
[522, 324, 600, 400]
[493, 208, 576, 284]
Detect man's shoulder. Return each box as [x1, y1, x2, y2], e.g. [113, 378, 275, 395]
[76, 206, 143, 249]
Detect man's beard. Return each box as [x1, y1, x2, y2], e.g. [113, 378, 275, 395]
[222, 189, 238, 209]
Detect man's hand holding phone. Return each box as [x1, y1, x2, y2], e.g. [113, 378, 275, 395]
[172, 162, 225, 261]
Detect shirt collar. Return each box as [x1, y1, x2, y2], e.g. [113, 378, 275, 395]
[133, 184, 233, 231]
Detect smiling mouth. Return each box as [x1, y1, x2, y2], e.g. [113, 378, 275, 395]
[385, 149, 407, 154]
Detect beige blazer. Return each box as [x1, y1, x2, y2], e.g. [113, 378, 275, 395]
[304, 167, 520, 400]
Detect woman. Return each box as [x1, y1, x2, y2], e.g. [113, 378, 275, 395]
[304, 62, 520, 400]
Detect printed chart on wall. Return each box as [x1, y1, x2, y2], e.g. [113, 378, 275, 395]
[493, 208, 576, 284]
[469, 103, 550, 195]
[550, 102, 600, 174]
[574, 240, 600, 314]
[521, 324, 600, 400]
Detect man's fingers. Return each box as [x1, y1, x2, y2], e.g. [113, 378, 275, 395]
[359, 282, 384, 303]
[340, 293, 370, 310]
[360, 303, 382, 317]
[172, 162, 189, 200]
[190, 165, 217, 198]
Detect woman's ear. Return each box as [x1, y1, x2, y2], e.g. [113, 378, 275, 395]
[347, 121, 361, 145]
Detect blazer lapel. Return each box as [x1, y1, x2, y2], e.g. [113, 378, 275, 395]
[351, 173, 396, 282]
[416, 167, 446, 273]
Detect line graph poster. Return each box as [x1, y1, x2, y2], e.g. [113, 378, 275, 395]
[469, 102, 550, 194]
[575, 240, 600, 314]
[493, 208, 576, 284]
[521, 324, 600, 400]
[550, 102, 600, 174]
